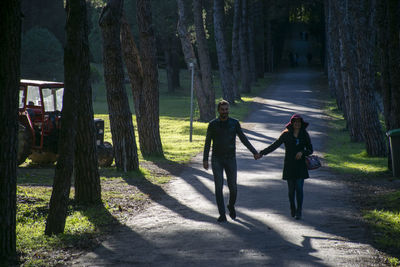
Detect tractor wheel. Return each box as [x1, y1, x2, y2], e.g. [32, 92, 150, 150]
[98, 141, 114, 167]
[17, 123, 32, 165]
[29, 151, 57, 165]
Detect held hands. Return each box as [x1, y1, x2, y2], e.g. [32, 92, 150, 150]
[254, 153, 262, 160]
[295, 151, 303, 160]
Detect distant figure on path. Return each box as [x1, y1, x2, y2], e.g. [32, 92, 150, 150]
[203, 100, 261, 222]
[259, 114, 313, 220]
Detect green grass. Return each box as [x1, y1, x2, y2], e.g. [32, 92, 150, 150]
[363, 191, 400, 266]
[324, 100, 388, 175]
[17, 67, 272, 266]
[16, 186, 116, 266]
[324, 98, 400, 265]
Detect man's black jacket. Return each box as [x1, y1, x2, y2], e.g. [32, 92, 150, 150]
[203, 117, 257, 161]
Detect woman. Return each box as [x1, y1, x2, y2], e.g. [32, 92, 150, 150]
[260, 114, 313, 219]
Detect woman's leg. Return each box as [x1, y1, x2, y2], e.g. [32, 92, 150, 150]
[294, 179, 304, 218]
[287, 180, 296, 217]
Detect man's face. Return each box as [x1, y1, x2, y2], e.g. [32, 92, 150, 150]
[218, 104, 229, 120]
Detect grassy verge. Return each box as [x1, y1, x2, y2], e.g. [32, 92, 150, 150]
[324, 101, 388, 175]
[324, 99, 400, 266]
[17, 68, 272, 266]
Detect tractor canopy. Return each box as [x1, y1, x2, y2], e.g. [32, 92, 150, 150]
[19, 79, 64, 113]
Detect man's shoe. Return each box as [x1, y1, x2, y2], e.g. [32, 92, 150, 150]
[227, 205, 236, 219]
[217, 215, 227, 222]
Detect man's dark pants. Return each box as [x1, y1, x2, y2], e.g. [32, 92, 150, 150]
[211, 156, 237, 217]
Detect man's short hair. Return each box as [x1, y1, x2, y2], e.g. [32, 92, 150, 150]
[217, 100, 230, 110]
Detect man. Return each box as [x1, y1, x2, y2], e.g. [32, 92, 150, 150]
[203, 100, 261, 222]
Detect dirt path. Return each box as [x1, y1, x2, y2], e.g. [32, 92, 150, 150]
[74, 69, 386, 266]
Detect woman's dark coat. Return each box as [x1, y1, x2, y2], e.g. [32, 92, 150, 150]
[260, 122, 313, 180]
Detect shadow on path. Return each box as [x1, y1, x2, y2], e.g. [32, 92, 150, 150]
[75, 69, 385, 266]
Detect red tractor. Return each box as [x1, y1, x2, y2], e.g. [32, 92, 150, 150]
[18, 79, 113, 166]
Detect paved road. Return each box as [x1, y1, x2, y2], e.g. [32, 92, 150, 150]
[75, 69, 385, 266]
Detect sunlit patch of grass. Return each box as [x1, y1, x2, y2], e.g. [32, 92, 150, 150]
[387, 257, 400, 267]
[324, 100, 388, 175]
[16, 186, 108, 266]
[364, 209, 400, 250]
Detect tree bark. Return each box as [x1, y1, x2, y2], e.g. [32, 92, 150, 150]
[239, 0, 251, 93]
[136, 0, 164, 157]
[247, 0, 257, 83]
[378, 0, 400, 131]
[335, 0, 363, 142]
[0, 0, 20, 261]
[176, 0, 215, 122]
[99, 0, 139, 170]
[45, 0, 80, 235]
[72, 0, 102, 204]
[193, 0, 215, 111]
[353, 0, 386, 156]
[386, 0, 400, 130]
[204, 0, 216, 68]
[231, 0, 242, 100]
[120, 17, 144, 136]
[213, 0, 236, 103]
[265, 18, 274, 73]
[377, 0, 400, 167]
[326, 0, 346, 115]
[254, 0, 264, 78]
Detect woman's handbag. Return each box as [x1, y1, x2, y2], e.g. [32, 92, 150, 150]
[305, 155, 321, 170]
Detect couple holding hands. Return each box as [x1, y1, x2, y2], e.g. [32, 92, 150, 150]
[203, 100, 313, 222]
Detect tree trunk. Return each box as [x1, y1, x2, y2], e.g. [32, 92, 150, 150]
[99, 0, 139, 170]
[0, 0, 20, 261]
[136, 0, 164, 157]
[254, 0, 264, 78]
[193, 0, 215, 111]
[377, 1, 392, 131]
[213, 0, 236, 103]
[336, 0, 363, 142]
[72, 0, 102, 204]
[353, 0, 386, 156]
[377, 0, 400, 167]
[239, 0, 251, 93]
[247, 0, 257, 83]
[45, 0, 81, 235]
[325, 0, 335, 97]
[231, 0, 242, 100]
[265, 18, 274, 72]
[120, 17, 144, 141]
[383, 0, 400, 130]
[204, 0, 216, 68]
[326, 0, 346, 115]
[176, 0, 215, 122]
